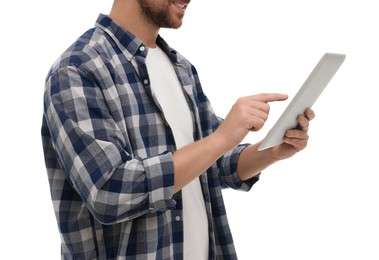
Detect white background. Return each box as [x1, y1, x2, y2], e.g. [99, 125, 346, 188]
[1, 0, 378, 259]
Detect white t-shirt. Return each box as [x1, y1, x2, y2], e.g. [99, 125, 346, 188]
[146, 46, 209, 259]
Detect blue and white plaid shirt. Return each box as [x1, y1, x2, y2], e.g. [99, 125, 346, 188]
[41, 14, 259, 260]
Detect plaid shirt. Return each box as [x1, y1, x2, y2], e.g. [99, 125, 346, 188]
[41, 14, 259, 260]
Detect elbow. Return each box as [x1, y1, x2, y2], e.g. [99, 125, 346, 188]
[90, 202, 119, 225]
[88, 191, 150, 225]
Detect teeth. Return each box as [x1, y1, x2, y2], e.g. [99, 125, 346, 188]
[174, 2, 186, 9]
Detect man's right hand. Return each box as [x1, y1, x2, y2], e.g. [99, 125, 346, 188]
[214, 93, 288, 151]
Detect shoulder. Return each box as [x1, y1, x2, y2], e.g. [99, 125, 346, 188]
[46, 27, 117, 81]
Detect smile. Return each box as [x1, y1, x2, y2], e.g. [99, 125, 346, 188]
[172, 1, 188, 10]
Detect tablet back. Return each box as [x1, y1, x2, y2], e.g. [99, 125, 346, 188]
[257, 53, 346, 151]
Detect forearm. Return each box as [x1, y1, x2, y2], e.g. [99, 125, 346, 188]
[172, 131, 229, 193]
[236, 142, 280, 181]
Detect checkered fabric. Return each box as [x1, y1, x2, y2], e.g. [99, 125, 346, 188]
[41, 14, 259, 260]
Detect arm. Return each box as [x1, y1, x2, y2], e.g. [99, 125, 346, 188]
[44, 66, 177, 224]
[173, 129, 250, 193]
[171, 93, 293, 192]
[172, 94, 314, 190]
[237, 108, 315, 181]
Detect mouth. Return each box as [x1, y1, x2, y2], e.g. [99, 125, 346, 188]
[172, 1, 188, 10]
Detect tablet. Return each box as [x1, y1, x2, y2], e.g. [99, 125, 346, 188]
[257, 53, 346, 151]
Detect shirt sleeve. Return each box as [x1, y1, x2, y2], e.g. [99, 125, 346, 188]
[43, 65, 176, 224]
[188, 64, 260, 191]
[218, 144, 260, 191]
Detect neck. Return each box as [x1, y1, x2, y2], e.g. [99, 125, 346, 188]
[109, 0, 159, 48]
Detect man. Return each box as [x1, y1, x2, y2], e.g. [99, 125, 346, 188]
[41, 0, 315, 259]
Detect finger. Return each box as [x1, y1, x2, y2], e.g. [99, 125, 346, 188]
[248, 116, 265, 132]
[247, 105, 269, 121]
[248, 118, 266, 132]
[235, 97, 271, 114]
[285, 129, 309, 140]
[241, 107, 267, 132]
[304, 108, 315, 121]
[249, 93, 288, 103]
[283, 136, 308, 152]
[284, 130, 309, 151]
[296, 114, 310, 132]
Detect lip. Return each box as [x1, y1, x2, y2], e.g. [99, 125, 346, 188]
[172, 0, 189, 10]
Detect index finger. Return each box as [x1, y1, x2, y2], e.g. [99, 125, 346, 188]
[250, 93, 288, 103]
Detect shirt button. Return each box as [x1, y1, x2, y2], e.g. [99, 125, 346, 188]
[143, 79, 149, 85]
[175, 216, 181, 221]
[140, 46, 145, 52]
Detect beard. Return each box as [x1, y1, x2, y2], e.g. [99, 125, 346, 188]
[138, 0, 184, 29]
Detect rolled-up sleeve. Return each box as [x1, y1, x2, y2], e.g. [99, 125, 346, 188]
[218, 144, 260, 191]
[44, 65, 176, 224]
[143, 152, 176, 211]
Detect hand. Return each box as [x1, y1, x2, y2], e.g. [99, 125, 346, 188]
[215, 93, 288, 151]
[271, 108, 315, 159]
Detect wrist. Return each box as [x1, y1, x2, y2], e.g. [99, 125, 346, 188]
[207, 131, 233, 158]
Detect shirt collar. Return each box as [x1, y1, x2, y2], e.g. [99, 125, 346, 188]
[95, 13, 144, 61]
[95, 14, 179, 63]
